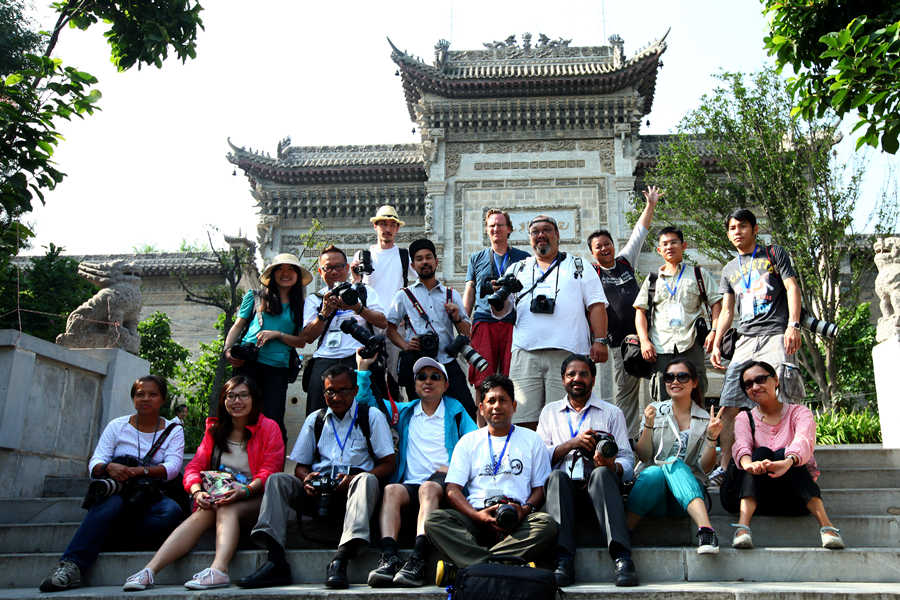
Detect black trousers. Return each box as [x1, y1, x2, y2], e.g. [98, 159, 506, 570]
[740, 446, 821, 516]
[304, 355, 357, 416]
[402, 358, 475, 420]
[234, 361, 289, 444]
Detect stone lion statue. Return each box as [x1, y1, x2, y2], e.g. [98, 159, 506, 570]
[874, 237, 900, 343]
[56, 260, 143, 354]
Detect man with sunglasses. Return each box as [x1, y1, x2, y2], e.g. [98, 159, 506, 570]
[492, 215, 609, 430]
[303, 245, 387, 414]
[387, 238, 475, 418]
[238, 364, 395, 590]
[537, 354, 637, 587]
[634, 226, 722, 403]
[358, 354, 478, 588]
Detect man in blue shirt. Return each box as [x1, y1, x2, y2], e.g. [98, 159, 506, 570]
[463, 209, 530, 413]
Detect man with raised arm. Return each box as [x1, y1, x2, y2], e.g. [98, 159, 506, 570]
[587, 186, 659, 438]
[537, 354, 637, 587]
[424, 374, 557, 587]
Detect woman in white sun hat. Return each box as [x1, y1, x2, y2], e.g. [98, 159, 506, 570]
[224, 253, 312, 443]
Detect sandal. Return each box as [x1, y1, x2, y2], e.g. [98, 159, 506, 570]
[820, 526, 845, 549]
[730, 523, 753, 549]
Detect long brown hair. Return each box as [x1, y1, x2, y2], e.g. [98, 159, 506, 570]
[664, 358, 704, 409]
[210, 376, 262, 453]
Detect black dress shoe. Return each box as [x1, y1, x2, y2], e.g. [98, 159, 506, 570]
[614, 557, 638, 587]
[553, 554, 575, 587]
[325, 557, 349, 589]
[236, 560, 292, 589]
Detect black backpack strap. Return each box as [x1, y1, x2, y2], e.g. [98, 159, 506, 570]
[312, 409, 327, 465]
[400, 248, 410, 288]
[455, 411, 463, 437]
[694, 265, 711, 316]
[647, 272, 658, 328]
[357, 403, 377, 461]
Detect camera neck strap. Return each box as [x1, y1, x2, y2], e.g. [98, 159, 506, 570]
[138, 421, 179, 467]
[401, 286, 451, 336]
[314, 292, 339, 349]
[514, 252, 566, 306]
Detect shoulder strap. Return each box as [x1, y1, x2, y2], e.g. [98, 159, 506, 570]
[446, 286, 452, 303]
[740, 407, 756, 444]
[694, 266, 711, 315]
[455, 411, 463, 437]
[399, 248, 410, 288]
[357, 403, 376, 461]
[617, 256, 632, 271]
[647, 272, 658, 328]
[140, 421, 179, 466]
[210, 444, 222, 471]
[314, 296, 337, 349]
[402, 287, 435, 332]
[514, 253, 566, 305]
[312, 409, 327, 464]
[573, 256, 584, 279]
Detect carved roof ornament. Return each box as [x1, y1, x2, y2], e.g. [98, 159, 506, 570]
[434, 39, 450, 69]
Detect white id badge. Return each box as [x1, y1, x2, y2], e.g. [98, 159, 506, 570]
[665, 303, 686, 328]
[740, 295, 755, 321]
[324, 331, 342, 349]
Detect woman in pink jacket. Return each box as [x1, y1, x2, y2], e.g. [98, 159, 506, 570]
[730, 360, 843, 550]
[123, 376, 285, 591]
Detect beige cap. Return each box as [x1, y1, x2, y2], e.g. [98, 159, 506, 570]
[260, 253, 313, 287]
[369, 205, 406, 227]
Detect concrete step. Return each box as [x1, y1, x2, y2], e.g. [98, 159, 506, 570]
[2, 582, 900, 600]
[814, 467, 900, 488]
[812, 445, 900, 469]
[7, 514, 898, 555]
[2, 547, 899, 589]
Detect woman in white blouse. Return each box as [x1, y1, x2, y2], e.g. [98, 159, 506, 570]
[39, 375, 185, 593]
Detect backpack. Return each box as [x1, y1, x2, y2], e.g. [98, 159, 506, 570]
[311, 404, 376, 464]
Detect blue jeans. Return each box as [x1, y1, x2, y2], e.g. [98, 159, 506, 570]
[61, 493, 183, 571]
[626, 460, 706, 517]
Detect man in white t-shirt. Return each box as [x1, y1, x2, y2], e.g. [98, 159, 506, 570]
[492, 215, 609, 429]
[303, 245, 386, 414]
[537, 354, 637, 587]
[424, 374, 557, 586]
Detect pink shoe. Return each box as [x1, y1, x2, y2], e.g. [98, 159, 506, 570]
[184, 567, 230, 589]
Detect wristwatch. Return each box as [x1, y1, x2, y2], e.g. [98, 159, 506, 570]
[592, 336, 609, 345]
[522, 502, 536, 515]
[142, 466, 149, 476]
[789, 321, 801, 330]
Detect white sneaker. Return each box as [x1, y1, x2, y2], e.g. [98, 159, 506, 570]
[123, 567, 154, 591]
[184, 567, 230, 590]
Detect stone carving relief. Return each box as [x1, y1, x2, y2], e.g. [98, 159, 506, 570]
[257, 214, 281, 256]
[577, 139, 615, 173]
[445, 142, 480, 178]
[874, 237, 900, 343]
[424, 195, 434, 235]
[56, 260, 143, 354]
[477, 34, 573, 58]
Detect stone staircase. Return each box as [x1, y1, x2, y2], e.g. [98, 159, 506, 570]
[1, 444, 899, 598]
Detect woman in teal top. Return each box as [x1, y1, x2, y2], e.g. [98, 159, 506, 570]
[225, 253, 312, 443]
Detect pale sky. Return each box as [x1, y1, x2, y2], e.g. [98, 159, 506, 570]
[23, 0, 895, 256]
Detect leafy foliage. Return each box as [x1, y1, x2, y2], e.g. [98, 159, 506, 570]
[138, 311, 189, 381]
[763, 0, 900, 154]
[0, 0, 43, 76]
[0, 0, 203, 260]
[0, 243, 95, 341]
[825, 303, 877, 410]
[644, 68, 894, 408]
[815, 407, 882, 444]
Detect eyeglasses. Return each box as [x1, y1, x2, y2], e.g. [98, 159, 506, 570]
[225, 391, 251, 401]
[528, 227, 554, 238]
[320, 264, 347, 273]
[324, 387, 356, 398]
[662, 372, 692, 384]
[415, 372, 444, 382]
[741, 374, 773, 390]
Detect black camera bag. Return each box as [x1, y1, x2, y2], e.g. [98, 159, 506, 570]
[449, 562, 559, 600]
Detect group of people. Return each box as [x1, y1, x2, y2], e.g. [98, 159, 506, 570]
[39, 196, 845, 593]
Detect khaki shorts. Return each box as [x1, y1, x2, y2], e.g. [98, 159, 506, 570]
[719, 333, 804, 407]
[508, 347, 571, 423]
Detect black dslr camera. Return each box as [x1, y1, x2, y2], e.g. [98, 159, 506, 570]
[329, 282, 367, 307]
[340, 320, 386, 360]
[416, 332, 440, 359]
[574, 431, 618, 460]
[229, 342, 259, 363]
[484, 495, 520, 531]
[530, 294, 556, 314]
[308, 473, 341, 518]
[486, 272, 524, 311]
[445, 334, 489, 372]
[352, 250, 374, 276]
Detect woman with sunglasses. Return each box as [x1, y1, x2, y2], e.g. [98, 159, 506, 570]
[626, 359, 722, 554]
[730, 360, 843, 549]
[123, 376, 285, 591]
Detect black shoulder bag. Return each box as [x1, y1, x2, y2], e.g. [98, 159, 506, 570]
[621, 272, 658, 379]
[719, 407, 755, 514]
[694, 265, 712, 345]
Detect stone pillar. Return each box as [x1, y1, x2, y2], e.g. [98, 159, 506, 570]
[873, 237, 900, 448]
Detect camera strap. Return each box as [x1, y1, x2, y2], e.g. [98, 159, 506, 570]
[139, 421, 180, 467]
[513, 252, 566, 306]
[694, 266, 711, 319]
[314, 292, 338, 349]
[402, 287, 439, 335]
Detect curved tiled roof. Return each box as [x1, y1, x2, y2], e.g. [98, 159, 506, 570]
[390, 33, 668, 120]
[227, 139, 426, 185]
[12, 253, 227, 277]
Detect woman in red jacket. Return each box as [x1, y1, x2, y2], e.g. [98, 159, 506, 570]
[123, 376, 285, 591]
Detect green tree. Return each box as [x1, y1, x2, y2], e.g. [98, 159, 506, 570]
[0, 0, 43, 76]
[1, 0, 203, 260]
[763, 0, 900, 153]
[138, 311, 189, 381]
[644, 68, 896, 408]
[0, 243, 94, 340]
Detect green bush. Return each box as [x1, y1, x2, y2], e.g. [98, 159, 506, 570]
[815, 408, 882, 445]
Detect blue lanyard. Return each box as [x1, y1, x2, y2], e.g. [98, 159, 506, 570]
[488, 426, 514, 476]
[534, 257, 559, 278]
[662, 263, 686, 298]
[739, 244, 758, 291]
[567, 405, 591, 439]
[493, 251, 510, 276]
[331, 404, 359, 456]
